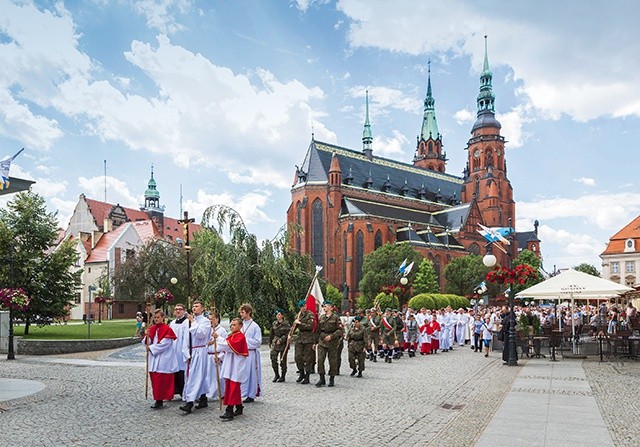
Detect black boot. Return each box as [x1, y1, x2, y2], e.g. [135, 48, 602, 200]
[315, 374, 326, 387]
[220, 405, 234, 420]
[296, 372, 304, 383]
[301, 371, 310, 385]
[372, 355, 377, 362]
[195, 395, 208, 409]
[277, 371, 286, 382]
[233, 405, 244, 416]
[151, 400, 163, 409]
[350, 368, 357, 376]
[357, 371, 362, 378]
[328, 376, 335, 387]
[179, 402, 194, 413]
[272, 372, 280, 383]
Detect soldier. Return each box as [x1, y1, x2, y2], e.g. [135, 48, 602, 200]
[315, 300, 343, 387]
[406, 313, 419, 357]
[369, 308, 381, 361]
[269, 308, 291, 383]
[393, 309, 405, 359]
[347, 316, 366, 377]
[380, 308, 396, 363]
[290, 300, 315, 385]
[358, 309, 371, 360]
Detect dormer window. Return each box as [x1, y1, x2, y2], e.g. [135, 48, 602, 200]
[624, 238, 635, 253]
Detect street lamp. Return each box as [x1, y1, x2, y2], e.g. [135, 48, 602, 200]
[87, 285, 102, 339]
[400, 276, 408, 286]
[170, 277, 178, 285]
[6, 241, 15, 360]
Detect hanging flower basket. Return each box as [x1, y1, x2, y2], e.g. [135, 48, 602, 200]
[94, 296, 107, 304]
[0, 288, 31, 312]
[153, 288, 175, 307]
[486, 264, 537, 285]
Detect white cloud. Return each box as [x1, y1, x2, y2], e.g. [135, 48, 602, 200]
[78, 176, 141, 209]
[292, 0, 330, 12]
[538, 224, 605, 269]
[575, 177, 596, 186]
[133, 0, 194, 34]
[454, 108, 474, 125]
[336, 0, 640, 122]
[348, 86, 420, 118]
[184, 189, 274, 226]
[372, 131, 408, 157]
[497, 105, 532, 148]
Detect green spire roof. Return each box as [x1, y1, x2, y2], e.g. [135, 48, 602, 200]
[144, 165, 160, 200]
[420, 60, 440, 141]
[473, 36, 501, 131]
[362, 90, 373, 144]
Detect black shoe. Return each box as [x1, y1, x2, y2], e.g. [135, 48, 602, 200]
[372, 355, 377, 362]
[220, 406, 234, 420]
[243, 397, 254, 404]
[195, 397, 208, 409]
[357, 372, 362, 378]
[315, 375, 326, 387]
[350, 369, 357, 376]
[301, 372, 310, 384]
[151, 400, 163, 409]
[179, 402, 194, 413]
[277, 373, 286, 383]
[296, 373, 304, 383]
[233, 405, 244, 416]
[272, 374, 280, 383]
[328, 376, 335, 387]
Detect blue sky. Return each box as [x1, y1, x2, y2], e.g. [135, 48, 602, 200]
[1, 0, 639, 272]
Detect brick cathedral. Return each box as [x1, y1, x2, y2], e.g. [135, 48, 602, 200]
[287, 39, 541, 301]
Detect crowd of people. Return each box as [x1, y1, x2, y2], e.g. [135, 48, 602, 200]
[143, 298, 639, 420]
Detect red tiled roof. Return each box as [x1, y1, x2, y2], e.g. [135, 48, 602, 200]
[601, 215, 640, 255]
[131, 220, 161, 241]
[84, 197, 155, 228]
[85, 223, 132, 263]
[163, 216, 199, 243]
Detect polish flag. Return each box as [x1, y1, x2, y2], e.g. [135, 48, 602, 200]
[306, 277, 324, 331]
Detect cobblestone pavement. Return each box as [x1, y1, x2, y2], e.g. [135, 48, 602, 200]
[583, 358, 640, 447]
[2, 346, 635, 447]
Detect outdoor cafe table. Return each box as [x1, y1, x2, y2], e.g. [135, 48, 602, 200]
[621, 335, 640, 360]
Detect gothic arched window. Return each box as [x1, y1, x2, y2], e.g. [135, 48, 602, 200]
[375, 230, 383, 249]
[311, 199, 324, 269]
[296, 201, 302, 253]
[355, 230, 364, 291]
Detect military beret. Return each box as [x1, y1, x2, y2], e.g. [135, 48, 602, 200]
[275, 308, 285, 315]
[297, 299, 306, 308]
[322, 300, 333, 306]
[354, 316, 363, 321]
[385, 308, 391, 312]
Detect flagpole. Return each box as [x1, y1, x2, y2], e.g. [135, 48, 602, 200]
[282, 266, 322, 358]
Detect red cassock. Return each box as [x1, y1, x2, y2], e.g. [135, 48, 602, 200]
[222, 331, 249, 406]
[427, 320, 440, 352]
[147, 323, 178, 401]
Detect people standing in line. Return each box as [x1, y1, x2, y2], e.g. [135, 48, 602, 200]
[145, 309, 178, 409]
[169, 303, 189, 397]
[215, 317, 249, 420]
[315, 300, 343, 388]
[240, 303, 262, 403]
[291, 299, 316, 385]
[269, 308, 291, 383]
[456, 308, 469, 347]
[179, 300, 212, 413]
[347, 316, 366, 378]
[206, 309, 226, 401]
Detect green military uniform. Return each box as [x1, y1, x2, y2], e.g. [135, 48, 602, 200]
[316, 310, 343, 387]
[381, 311, 396, 362]
[347, 321, 366, 376]
[269, 315, 291, 382]
[294, 308, 316, 384]
[370, 311, 382, 358]
[394, 313, 405, 359]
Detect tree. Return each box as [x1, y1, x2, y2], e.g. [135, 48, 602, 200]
[358, 242, 423, 305]
[510, 249, 544, 295]
[573, 262, 600, 277]
[413, 258, 439, 294]
[0, 191, 81, 334]
[443, 254, 489, 296]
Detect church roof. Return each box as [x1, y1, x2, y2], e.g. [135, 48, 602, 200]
[298, 140, 463, 204]
[515, 230, 540, 248]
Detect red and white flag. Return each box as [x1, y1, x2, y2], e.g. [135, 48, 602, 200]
[306, 277, 324, 331]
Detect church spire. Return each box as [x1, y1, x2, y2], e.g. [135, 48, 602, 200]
[362, 90, 373, 160]
[142, 164, 164, 213]
[420, 60, 439, 141]
[472, 36, 501, 131]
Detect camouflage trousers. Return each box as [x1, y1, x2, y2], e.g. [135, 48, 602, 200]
[294, 341, 314, 374]
[317, 343, 340, 376]
[348, 347, 366, 373]
[270, 349, 287, 373]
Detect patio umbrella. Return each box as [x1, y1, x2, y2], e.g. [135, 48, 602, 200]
[516, 269, 633, 354]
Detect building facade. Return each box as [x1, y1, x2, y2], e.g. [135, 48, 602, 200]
[287, 40, 541, 301]
[600, 215, 640, 288]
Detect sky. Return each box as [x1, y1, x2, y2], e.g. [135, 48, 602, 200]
[1, 0, 640, 273]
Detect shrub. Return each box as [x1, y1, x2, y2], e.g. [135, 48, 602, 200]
[374, 292, 399, 310]
[431, 294, 451, 310]
[356, 294, 373, 311]
[408, 293, 436, 311]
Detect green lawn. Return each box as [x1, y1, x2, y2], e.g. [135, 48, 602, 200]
[13, 319, 138, 340]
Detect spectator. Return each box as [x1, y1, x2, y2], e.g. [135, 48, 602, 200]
[135, 312, 144, 338]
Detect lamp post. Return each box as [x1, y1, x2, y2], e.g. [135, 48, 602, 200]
[7, 241, 15, 360]
[87, 285, 102, 339]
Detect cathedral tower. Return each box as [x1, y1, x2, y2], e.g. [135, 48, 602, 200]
[413, 62, 446, 172]
[461, 37, 514, 230]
